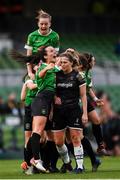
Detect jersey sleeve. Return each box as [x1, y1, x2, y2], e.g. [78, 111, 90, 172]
[51, 33, 60, 52]
[54, 65, 61, 72]
[88, 80, 93, 88]
[24, 33, 33, 50]
[86, 71, 93, 88]
[76, 72, 86, 87]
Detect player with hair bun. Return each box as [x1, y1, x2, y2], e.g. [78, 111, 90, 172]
[24, 9, 60, 79]
[78, 52, 109, 156]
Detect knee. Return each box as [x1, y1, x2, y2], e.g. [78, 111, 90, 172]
[33, 126, 42, 135]
[93, 117, 101, 125]
[81, 134, 84, 140]
[54, 139, 64, 146]
[71, 135, 80, 145]
[32, 122, 44, 135]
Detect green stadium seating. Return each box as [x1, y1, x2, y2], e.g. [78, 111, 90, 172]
[61, 34, 120, 63]
[0, 52, 25, 69]
[0, 34, 120, 69]
[0, 87, 21, 100]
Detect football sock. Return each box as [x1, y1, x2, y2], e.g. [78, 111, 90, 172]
[92, 124, 103, 147]
[31, 133, 41, 160]
[56, 144, 70, 164]
[82, 137, 96, 165]
[74, 145, 83, 169]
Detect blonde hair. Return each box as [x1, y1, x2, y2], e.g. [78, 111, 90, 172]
[65, 48, 80, 66]
[36, 9, 52, 21]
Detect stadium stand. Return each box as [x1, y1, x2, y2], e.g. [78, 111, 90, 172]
[0, 34, 120, 69]
[60, 34, 120, 63]
[0, 34, 120, 112]
[0, 52, 24, 69]
[96, 85, 120, 113]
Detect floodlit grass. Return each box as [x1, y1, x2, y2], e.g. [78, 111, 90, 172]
[0, 156, 120, 179]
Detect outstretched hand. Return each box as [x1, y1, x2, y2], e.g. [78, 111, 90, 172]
[95, 99, 104, 106]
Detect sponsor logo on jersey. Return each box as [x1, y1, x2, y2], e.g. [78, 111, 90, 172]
[57, 83, 73, 88]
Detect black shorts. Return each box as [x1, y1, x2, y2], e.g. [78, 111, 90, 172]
[31, 90, 55, 117]
[87, 98, 95, 113]
[24, 105, 32, 131]
[52, 105, 83, 131]
[45, 120, 53, 131]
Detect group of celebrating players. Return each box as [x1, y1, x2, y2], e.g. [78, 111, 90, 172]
[11, 9, 109, 175]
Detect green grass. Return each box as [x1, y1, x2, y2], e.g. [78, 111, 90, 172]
[0, 157, 120, 179]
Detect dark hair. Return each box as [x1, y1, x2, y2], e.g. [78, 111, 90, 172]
[10, 46, 49, 64]
[22, 73, 28, 83]
[83, 52, 95, 70]
[96, 90, 111, 101]
[78, 54, 89, 71]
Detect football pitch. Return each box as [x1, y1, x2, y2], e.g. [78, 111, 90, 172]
[0, 156, 120, 179]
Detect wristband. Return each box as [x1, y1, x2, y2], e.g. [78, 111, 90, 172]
[26, 63, 31, 65]
[25, 79, 33, 85]
[93, 97, 98, 102]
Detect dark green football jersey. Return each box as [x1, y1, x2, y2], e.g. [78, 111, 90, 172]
[24, 29, 60, 53]
[79, 70, 92, 106]
[79, 70, 92, 91]
[36, 63, 60, 93]
[24, 77, 38, 106]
